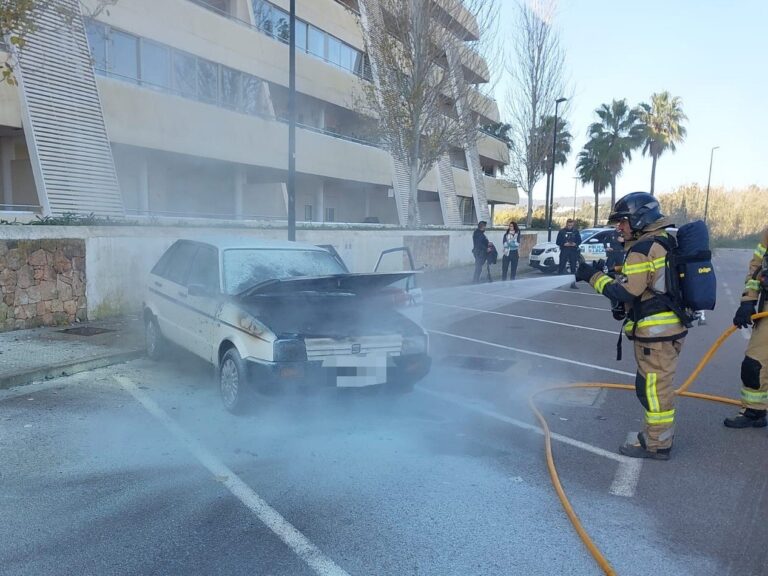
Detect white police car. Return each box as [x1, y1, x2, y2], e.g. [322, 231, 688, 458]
[528, 228, 608, 273]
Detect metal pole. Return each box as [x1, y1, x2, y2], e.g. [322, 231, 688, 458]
[287, 0, 297, 241]
[703, 146, 719, 224]
[572, 176, 578, 220]
[547, 98, 565, 241]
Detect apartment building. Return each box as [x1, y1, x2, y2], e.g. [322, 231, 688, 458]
[0, 0, 517, 225]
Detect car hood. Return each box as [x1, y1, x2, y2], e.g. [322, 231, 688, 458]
[237, 272, 416, 298]
[532, 242, 558, 251]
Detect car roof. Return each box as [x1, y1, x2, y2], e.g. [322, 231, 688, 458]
[176, 236, 327, 252]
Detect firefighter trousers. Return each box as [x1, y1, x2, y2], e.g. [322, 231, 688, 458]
[741, 318, 768, 411]
[634, 338, 684, 450]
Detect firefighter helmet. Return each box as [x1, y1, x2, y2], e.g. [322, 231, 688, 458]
[608, 192, 664, 231]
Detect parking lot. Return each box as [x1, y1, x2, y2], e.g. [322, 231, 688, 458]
[1, 249, 765, 576]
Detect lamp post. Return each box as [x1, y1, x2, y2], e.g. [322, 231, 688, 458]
[572, 176, 579, 220]
[547, 97, 567, 241]
[287, 0, 297, 241]
[703, 146, 719, 224]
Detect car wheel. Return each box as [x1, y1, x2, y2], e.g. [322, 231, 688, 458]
[145, 316, 165, 361]
[219, 348, 250, 414]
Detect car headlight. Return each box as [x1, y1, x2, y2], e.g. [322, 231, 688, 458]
[546, 248, 557, 253]
[273, 338, 307, 362]
[238, 314, 269, 338]
[402, 333, 428, 355]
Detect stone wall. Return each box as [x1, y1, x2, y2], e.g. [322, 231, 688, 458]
[0, 240, 86, 331]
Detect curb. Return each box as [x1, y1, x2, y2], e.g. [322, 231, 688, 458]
[0, 350, 145, 391]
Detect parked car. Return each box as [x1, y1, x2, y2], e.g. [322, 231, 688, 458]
[528, 227, 609, 273]
[143, 238, 431, 413]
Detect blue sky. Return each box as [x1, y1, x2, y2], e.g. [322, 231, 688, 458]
[493, 0, 768, 201]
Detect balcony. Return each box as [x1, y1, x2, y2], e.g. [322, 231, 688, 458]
[484, 175, 518, 204]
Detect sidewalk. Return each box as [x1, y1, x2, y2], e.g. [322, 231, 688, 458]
[0, 262, 543, 390]
[0, 315, 144, 390]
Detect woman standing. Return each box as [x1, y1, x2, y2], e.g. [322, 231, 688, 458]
[502, 221, 521, 280]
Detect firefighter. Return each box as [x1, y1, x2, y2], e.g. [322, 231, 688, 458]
[724, 228, 768, 428]
[575, 192, 687, 460]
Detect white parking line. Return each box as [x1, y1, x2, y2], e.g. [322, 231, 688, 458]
[459, 289, 608, 311]
[427, 302, 617, 335]
[428, 330, 635, 377]
[113, 375, 350, 576]
[417, 387, 641, 497]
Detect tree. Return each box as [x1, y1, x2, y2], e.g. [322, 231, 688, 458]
[587, 99, 644, 207]
[639, 91, 687, 196]
[576, 141, 611, 226]
[506, 0, 568, 227]
[537, 114, 571, 219]
[358, 0, 497, 227]
[1, 0, 117, 84]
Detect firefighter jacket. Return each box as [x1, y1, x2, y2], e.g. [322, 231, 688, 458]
[742, 227, 768, 303]
[588, 217, 687, 343]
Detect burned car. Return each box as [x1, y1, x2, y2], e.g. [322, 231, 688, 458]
[143, 238, 431, 413]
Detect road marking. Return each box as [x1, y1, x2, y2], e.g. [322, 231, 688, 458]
[459, 289, 608, 311]
[427, 302, 616, 335]
[418, 387, 639, 497]
[608, 433, 643, 497]
[113, 375, 350, 576]
[428, 330, 635, 377]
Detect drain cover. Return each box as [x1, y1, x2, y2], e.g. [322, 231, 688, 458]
[58, 326, 114, 337]
[443, 355, 515, 372]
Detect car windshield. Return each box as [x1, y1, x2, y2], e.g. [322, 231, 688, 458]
[579, 229, 603, 243]
[223, 248, 347, 294]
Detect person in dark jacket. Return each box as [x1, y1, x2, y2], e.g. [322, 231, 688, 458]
[556, 219, 582, 275]
[472, 221, 490, 283]
[603, 228, 626, 271]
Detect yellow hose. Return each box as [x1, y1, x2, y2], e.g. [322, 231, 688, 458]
[531, 311, 768, 575]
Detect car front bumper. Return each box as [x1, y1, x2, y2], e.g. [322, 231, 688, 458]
[529, 256, 557, 269]
[245, 353, 432, 394]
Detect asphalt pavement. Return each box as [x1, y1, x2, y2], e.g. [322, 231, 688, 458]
[0, 249, 765, 576]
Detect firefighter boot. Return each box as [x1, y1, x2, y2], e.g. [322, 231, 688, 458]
[723, 408, 767, 429]
[619, 432, 672, 461]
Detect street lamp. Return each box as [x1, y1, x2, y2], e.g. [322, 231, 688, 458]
[287, 0, 297, 241]
[547, 97, 567, 242]
[703, 146, 719, 224]
[572, 176, 579, 220]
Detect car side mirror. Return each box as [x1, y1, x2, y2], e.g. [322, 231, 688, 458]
[188, 283, 214, 297]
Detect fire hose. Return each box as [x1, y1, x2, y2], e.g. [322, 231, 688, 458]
[529, 311, 768, 576]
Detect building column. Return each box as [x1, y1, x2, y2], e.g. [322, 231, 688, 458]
[315, 180, 325, 222]
[490, 203, 495, 225]
[234, 166, 246, 220]
[138, 153, 150, 215]
[1, 138, 15, 208]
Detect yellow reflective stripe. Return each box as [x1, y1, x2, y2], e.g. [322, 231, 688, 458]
[646, 373, 660, 413]
[755, 243, 766, 258]
[741, 388, 768, 403]
[631, 311, 681, 329]
[746, 279, 761, 291]
[594, 275, 612, 294]
[623, 262, 652, 275]
[645, 409, 675, 425]
[651, 257, 667, 270]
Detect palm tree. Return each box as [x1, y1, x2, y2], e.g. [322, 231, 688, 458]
[538, 115, 572, 221]
[639, 92, 688, 196]
[576, 142, 611, 226]
[588, 99, 645, 206]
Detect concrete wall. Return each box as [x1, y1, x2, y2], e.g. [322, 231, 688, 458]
[0, 225, 536, 322]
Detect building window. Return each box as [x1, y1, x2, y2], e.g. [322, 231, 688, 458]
[197, 58, 219, 103]
[173, 50, 197, 99]
[85, 20, 107, 72]
[325, 207, 335, 222]
[295, 20, 307, 52]
[242, 75, 262, 115]
[220, 66, 242, 110]
[140, 39, 171, 89]
[304, 205, 313, 221]
[109, 29, 139, 81]
[307, 25, 324, 59]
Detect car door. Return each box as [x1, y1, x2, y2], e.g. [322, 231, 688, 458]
[158, 240, 199, 349]
[184, 243, 221, 363]
[373, 247, 423, 324]
[580, 231, 609, 262]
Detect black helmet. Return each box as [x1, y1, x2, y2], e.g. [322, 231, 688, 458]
[608, 192, 664, 231]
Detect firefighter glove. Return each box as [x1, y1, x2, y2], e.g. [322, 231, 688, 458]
[734, 300, 757, 329]
[575, 261, 599, 283]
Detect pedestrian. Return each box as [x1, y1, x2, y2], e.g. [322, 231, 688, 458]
[603, 228, 625, 272]
[502, 221, 521, 281]
[575, 192, 686, 460]
[557, 218, 582, 289]
[472, 220, 490, 284]
[723, 227, 768, 429]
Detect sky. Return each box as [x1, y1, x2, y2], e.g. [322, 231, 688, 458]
[492, 0, 768, 202]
